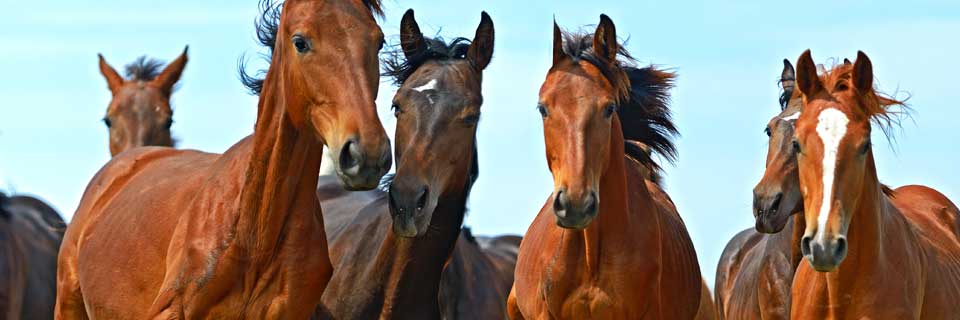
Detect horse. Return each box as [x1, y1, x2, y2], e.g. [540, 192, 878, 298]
[315, 10, 513, 319]
[790, 50, 960, 319]
[54, 0, 391, 317]
[507, 15, 704, 319]
[0, 193, 64, 319]
[439, 231, 521, 319]
[98, 49, 187, 156]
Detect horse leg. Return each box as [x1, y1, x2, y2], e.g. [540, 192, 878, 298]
[506, 286, 524, 320]
[54, 239, 88, 320]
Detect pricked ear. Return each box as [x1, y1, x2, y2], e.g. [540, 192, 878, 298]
[98, 54, 124, 94]
[592, 14, 618, 62]
[399, 9, 426, 59]
[795, 50, 823, 97]
[467, 11, 495, 70]
[153, 46, 188, 96]
[843, 58, 852, 65]
[552, 20, 565, 66]
[780, 58, 795, 93]
[852, 51, 873, 93]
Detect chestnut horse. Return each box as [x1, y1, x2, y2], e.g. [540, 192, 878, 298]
[316, 10, 512, 319]
[791, 50, 960, 318]
[0, 193, 64, 319]
[508, 15, 703, 319]
[98, 49, 188, 156]
[55, 0, 391, 318]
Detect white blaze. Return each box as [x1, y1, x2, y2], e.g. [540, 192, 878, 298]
[815, 108, 849, 239]
[413, 79, 438, 92]
[782, 111, 801, 121]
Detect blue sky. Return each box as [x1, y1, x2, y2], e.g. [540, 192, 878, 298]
[2, 0, 959, 285]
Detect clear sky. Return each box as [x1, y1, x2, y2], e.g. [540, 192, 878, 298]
[2, 0, 959, 285]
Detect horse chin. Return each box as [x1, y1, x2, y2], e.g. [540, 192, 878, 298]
[555, 215, 595, 230]
[392, 217, 420, 238]
[755, 213, 789, 234]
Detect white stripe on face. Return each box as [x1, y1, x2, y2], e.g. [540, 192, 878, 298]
[782, 111, 801, 121]
[413, 79, 438, 92]
[814, 108, 849, 240]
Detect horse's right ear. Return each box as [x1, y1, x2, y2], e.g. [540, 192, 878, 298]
[592, 14, 618, 63]
[795, 50, 823, 97]
[98, 54, 124, 94]
[400, 9, 426, 59]
[552, 20, 564, 66]
[780, 58, 795, 92]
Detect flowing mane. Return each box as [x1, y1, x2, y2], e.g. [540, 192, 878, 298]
[239, 0, 384, 95]
[124, 56, 165, 81]
[818, 62, 910, 143]
[556, 31, 678, 174]
[382, 36, 472, 85]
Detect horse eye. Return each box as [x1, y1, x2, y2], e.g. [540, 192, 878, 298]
[764, 127, 771, 137]
[603, 104, 618, 118]
[860, 141, 871, 155]
[463, 114, 481, 126]
[102, 117, 112, 128]
[164, 118, 174, 129]
[537, 104, 548, 118]
[292, 35, 311, 53]
[792, 140, 801, 153]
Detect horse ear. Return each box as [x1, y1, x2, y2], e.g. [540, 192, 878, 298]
[153, 46, 188, 96]
[843, 58, 852, 65]
[592, 14, 618, 62]
[98, 54, 124, 94]
[795, 50, 823, 97]
[780, 58, 795, 93]
[552, 20, 564, 66]
[852, 51, 873, 93]
[467, 12, 494, 71]
[400, 9, 426, 60]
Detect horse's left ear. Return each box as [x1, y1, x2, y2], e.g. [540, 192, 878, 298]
[852, 51, 873, 92]
[153, 46, 188, 97]
[467, 12, 495, 71]
[843, 58, 852, 65]
[593, 14, 618, 62]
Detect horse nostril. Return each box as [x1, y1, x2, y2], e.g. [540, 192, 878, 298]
[553, 189, 567, 214]
[801, 236, 813, 257]
[416, 187, 429, 212]
[339, 138, 362, 172]
[835, 236, 848, 257]
[584, 192, 598, 214]
[768, 193, 783, 214]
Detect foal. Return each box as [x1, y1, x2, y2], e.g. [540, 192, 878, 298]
[98, 49, 187, 156]
[508, 15, 703, 319]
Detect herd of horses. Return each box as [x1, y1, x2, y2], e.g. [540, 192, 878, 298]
[2, 0, 960, 319]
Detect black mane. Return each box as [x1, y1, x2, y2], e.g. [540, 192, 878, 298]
[558, 31, 679, 174]
[125, 56, 164, 81]
[382, 36, 472, 85]
[239, 0, 384, 95]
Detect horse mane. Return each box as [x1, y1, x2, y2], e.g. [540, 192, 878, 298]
[382, 36, 472, 85]
[238, 0, 384, 95]
[819, 63, 910, 142]
[557, 31, 679, 174]
[0, 192, 8, 220]
[124, 56, 165, 81]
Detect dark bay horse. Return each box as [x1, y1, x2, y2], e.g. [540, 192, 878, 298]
[0, 193, 64, 319]
[316, 10, 513, 319]
[55, 0, 391, 318]
[714, 59, 806, 320]
[508, 15, 704, 319]
[98, 49, 187, 156]
[791, 50, 960, 318]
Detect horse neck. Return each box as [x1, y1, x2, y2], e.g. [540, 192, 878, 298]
[790, 213, 807, 268]
[376, 190, 467, 318]
[575, 116, 654, 273]
[234, 69, 323, 259]
[830, 154, 890, 281]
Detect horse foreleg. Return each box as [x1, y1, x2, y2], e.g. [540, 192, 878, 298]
[506, 285, 524, 320]
[54, 240, 88, 320]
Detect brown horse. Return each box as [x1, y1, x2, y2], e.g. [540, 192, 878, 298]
[790, 50, 960, 318]
[714, 59, 807, 320]
[0, 193, 64, 319]
[508, 15, 703, 319]
[55, 0, 391, 318]
[98, 49, 188, 156]
[316, 10, 511, 319]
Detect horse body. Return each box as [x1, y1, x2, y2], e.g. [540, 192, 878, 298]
[440, 232, 520, 320]
[0, 194, 64, 319]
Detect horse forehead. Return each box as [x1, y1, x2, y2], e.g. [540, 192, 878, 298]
[813, 108, 851, 144]
[543, 69, 608, 102]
